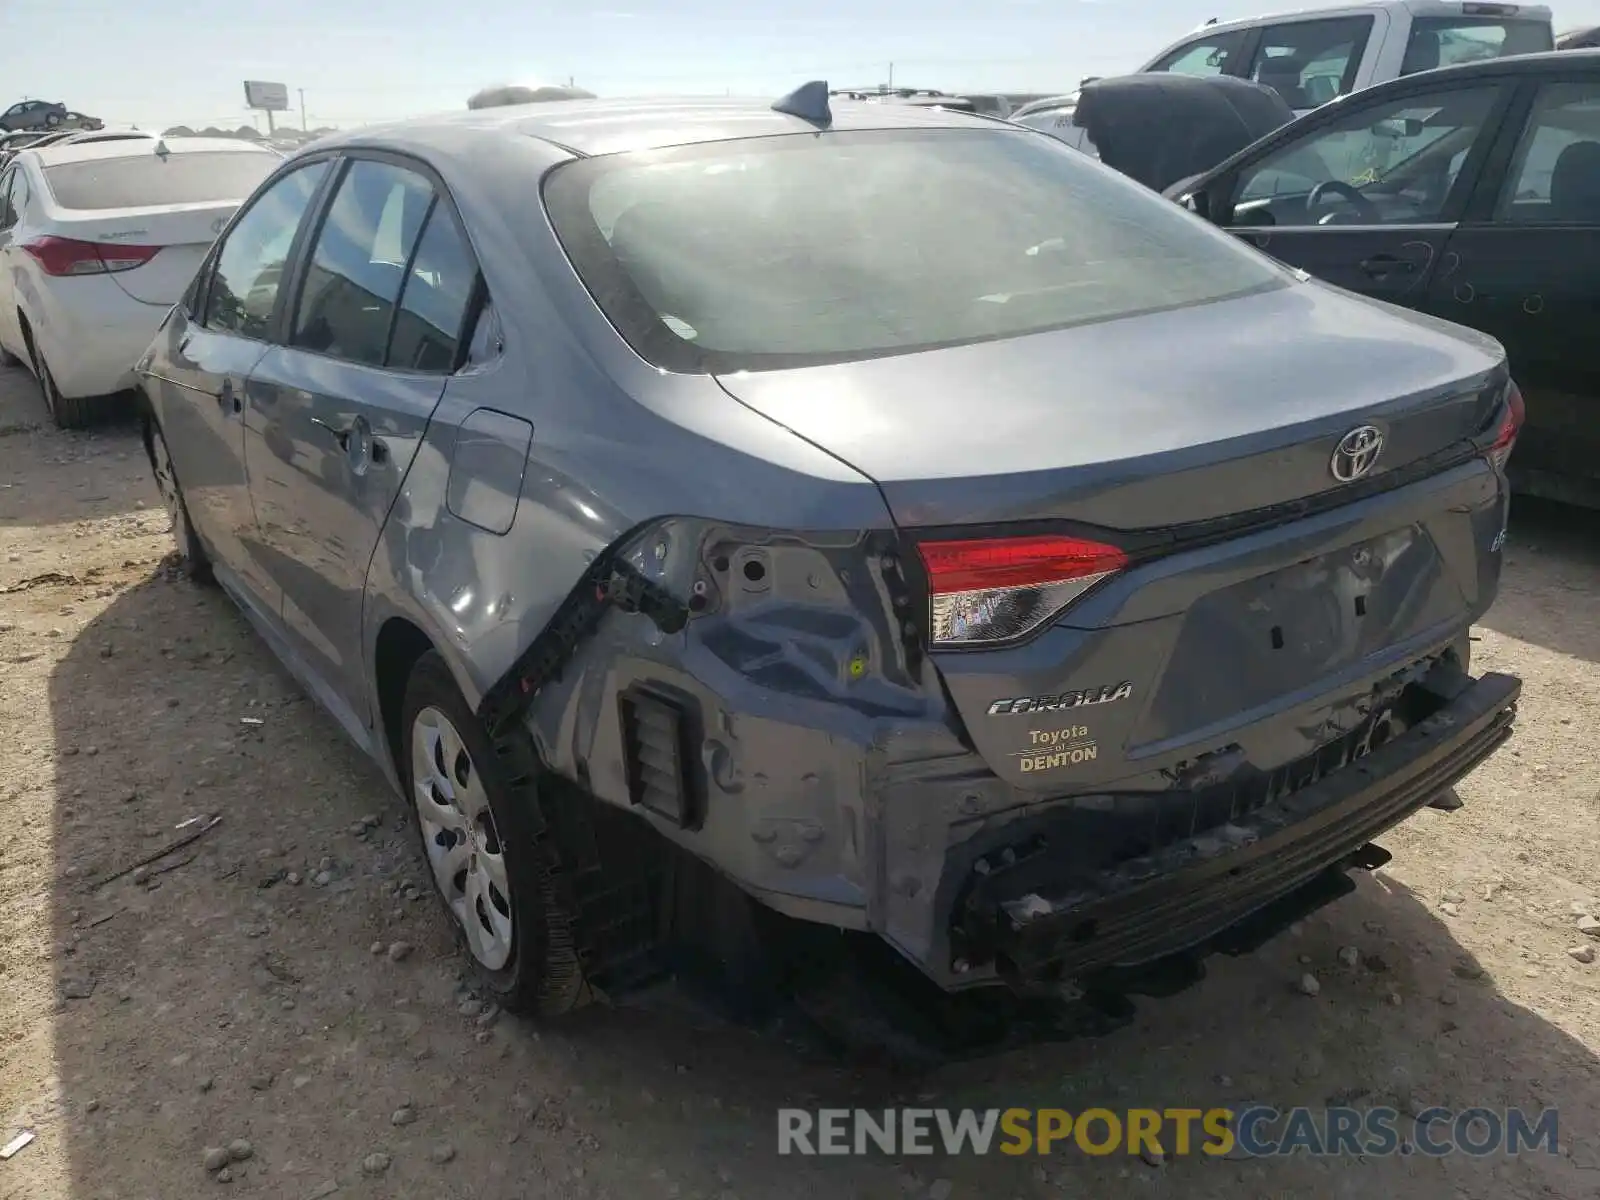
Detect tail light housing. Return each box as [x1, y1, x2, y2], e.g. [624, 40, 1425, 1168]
[917, 534, 1128, 647]
[1488, 381, 1525, 472]
[23, 236, 160, 277]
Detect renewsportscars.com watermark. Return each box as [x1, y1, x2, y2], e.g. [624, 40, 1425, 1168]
[777, 1106, 1559, 1158]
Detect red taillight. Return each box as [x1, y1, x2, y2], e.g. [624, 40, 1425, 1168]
[22, 235, 160, 277]
[917, 535, 1128, 646]
[1488, 382, 1525, 471]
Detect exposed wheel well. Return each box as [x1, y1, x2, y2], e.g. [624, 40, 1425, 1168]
[374, 617, 436, 774]
[17, 311, 34, 363]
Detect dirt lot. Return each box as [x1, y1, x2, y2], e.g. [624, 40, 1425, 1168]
[1, 363, 1597, 1200]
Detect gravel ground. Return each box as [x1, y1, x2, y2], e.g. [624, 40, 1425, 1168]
[1, 363, 1597, 1200]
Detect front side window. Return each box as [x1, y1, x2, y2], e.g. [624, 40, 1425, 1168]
[203, 159, 331, 339]
[1231, 84, 1502, 225]
[1148, 30, 1250, 77]
[1497, 82, 1600, 224]
[289, 158, 435, 368]
[544, 128, 1288, 373]
[1247, 16, 1374, 108]
[1402, 17, 1553, 74]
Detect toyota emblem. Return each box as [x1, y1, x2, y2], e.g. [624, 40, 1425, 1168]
[1330, 424, 1384, 483]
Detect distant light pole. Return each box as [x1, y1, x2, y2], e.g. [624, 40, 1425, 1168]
[298, 88, 307, 131]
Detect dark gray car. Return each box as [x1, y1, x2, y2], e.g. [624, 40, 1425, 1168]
[135, 89, 1523, 1032]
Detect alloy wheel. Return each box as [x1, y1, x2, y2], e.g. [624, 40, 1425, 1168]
[149, 427, 188, 545]
[411, 706, 514, 970]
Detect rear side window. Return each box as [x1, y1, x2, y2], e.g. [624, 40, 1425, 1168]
[1497, 81, 1600, 222]
[1402, 17, 1553, 73]
[9, 170, 31, 223]
[385, 206, 478, 372]
[544, 128, 1287, 373]
[43, 150, 278, 210]
[290, 159, 432, 368]
[290, 157, 479, 373]
[1247, 16, 1374, 107]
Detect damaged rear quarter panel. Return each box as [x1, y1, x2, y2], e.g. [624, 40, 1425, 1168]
[515, 519, 964, 924]
[359, 305, 907, 909]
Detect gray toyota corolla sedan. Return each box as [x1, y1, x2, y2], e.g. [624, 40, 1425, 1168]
[135, 85, 1523, 1033]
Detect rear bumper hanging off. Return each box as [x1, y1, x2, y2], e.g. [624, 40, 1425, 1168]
[957, 670, 1521, 990]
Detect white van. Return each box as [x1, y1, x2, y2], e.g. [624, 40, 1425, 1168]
[1140, 0, 1554, 114]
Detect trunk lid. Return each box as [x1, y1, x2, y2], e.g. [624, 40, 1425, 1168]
[716, 279, 1511, 791]
[48, 203, 234, 306]
[713, 280, 1507, 530]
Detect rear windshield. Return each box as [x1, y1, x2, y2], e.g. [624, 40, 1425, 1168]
[1403, 17, 1554, 73]
[543, 128, 1286, 373]
[43, 151, 277, 211]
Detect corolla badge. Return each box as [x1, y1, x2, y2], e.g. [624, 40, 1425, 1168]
[1330, 424, 1384, 483]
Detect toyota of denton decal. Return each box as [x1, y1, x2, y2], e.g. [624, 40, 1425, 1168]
[987, 682, 1133, 716]
[1013, 724, 1099, 773]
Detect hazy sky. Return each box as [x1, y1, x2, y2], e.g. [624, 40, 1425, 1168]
[5, 0, 1599, 132]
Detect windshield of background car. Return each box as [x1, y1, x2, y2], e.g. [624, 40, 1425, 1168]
[43, 151, 278, 210]
[543, 128, 1288, 373]
[1403, 17, 1553, 72]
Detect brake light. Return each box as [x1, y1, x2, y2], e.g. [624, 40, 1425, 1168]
[1488, 382, 1524, 471]
[22, 235, 160, 277]
[917, 535, 1128, 646]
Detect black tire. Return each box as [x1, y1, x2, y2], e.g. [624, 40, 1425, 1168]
[44, 112, 62, 128]
[400, 651, 588, 1016]
[34, 347, 97, 429]
[143, 416, 213, 582]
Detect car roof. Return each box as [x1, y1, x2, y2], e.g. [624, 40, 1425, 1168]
[32, 136, 277, 167]
[1324, 44, 1600, 89]
[1178, 0, 1554, 39]
[309, 93, 994, 159]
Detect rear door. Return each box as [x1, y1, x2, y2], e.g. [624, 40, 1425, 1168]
[1427, 73, 1600, 502]
[149, 157, 334, 621]
[243, 153, 481, 733]
[1206, 75, 1516, 304]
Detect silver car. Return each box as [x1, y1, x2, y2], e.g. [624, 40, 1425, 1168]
[137, 87, 1522, 1039]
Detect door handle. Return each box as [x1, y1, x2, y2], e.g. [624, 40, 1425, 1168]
[310, 415, 387, 469]
[217, 378, 241, 413]
[1358, 254, 1421, 278]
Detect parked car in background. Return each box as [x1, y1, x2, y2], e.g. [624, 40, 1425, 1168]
[1556, 25, 1600, 50]
[466, 83, 596, 109]
[0, 101, 100, 132]
[0, 137, 281, 427]
[53, 129, 158, 148]
[136, 89, 1521, 1044]
[1170, 49, 1600, 508]
[0, 131, 49, 154]
[1144, 1, 1553, 112]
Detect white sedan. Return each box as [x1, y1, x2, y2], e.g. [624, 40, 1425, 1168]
[0, 136, 280, 427]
